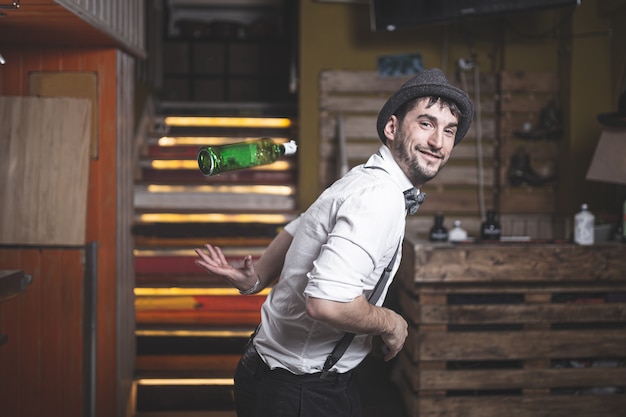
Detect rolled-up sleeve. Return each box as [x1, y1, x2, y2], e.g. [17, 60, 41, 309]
[303, 182, 404, 302]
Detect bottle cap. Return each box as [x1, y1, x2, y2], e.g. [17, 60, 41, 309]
[283, 140, 298, 155]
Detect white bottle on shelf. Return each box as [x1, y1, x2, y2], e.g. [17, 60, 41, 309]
[448, 220, 468, 242]
[574, 203, 594, 245]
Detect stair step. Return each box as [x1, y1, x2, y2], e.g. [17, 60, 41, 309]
[136, 329, 253, 355]
[133, 184, 297, 212]
[139, 165, 296, 185]
[133, 236, 275, 248]
[135, 411, 236, 417]
[135, 274, 229, 288]
[135, 378, 235, 412]
[134, 247, 265, 275]
[132, 220, 288, 240]
[136, 354, 241, 378]
[137, 310, 261, 327]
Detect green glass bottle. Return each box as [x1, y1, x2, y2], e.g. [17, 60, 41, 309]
[197, 138, 297, 176]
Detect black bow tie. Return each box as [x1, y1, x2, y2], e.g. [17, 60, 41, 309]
[403, 188, 426, 215]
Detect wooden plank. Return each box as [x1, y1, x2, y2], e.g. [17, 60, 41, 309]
[320, 96, 389, 113]
[410, 187, 494, 214]
[400, 291, 626, 325]
[0, 96, 91, 245]
[320, 70, 411, 94]
[400, 392, 626, 417]
[404, 243, 626, 284]
[320, 70, 498, 95]
[499, 95, 560, 113]
[407, 329, 626, 361]
[499, 188, 557, 214]
[400, 280, 626, 296]
[399, 352, 626, 391]
[499, 71, 560, 92]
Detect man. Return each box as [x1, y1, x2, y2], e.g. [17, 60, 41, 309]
[195, 68, 473, 417]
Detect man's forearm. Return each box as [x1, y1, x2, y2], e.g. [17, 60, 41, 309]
[306, 295, 399, 336]
[254, 229, 293, 287]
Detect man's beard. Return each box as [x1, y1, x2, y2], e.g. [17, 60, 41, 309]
[394, 135, 445, 185]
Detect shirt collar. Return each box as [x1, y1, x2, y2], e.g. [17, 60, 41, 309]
[364, 145, 416, 194]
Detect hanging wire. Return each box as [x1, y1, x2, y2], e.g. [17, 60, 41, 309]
[459, 61, 486, 220]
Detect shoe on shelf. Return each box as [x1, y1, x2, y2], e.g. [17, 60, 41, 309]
[514, 100, 563, 140]
[507, 149, 557, 187]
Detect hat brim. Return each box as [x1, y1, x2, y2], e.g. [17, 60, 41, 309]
[377, 72, 474, 146]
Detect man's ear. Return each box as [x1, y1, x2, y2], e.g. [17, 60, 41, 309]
[383, 115, 398, 146]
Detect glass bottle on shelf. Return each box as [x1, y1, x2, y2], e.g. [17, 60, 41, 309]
[197, 138, 297, 176]
[448, 220, 468, 242]
[429, 214, 449, 242]
[480, 209, 501, 241]
[574, 203, 594, 245]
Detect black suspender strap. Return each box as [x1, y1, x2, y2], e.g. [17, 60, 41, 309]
[320, 241, 401, 379]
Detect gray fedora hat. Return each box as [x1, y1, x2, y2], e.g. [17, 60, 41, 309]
[376, 68, 474, 146]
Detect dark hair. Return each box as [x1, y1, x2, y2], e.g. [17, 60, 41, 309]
[394, 96, 462, 125]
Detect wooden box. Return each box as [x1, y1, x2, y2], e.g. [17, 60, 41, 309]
[395, 236, 626, 417]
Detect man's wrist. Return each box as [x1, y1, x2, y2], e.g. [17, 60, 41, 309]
[239, 275, 262, 295]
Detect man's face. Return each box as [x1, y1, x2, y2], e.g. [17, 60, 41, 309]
[385, 98, 458, 187]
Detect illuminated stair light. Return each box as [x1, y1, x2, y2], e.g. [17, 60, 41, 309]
[150, 160, 198, 170]
[145, 184, 294, 196]
[135, 212, 295, 224]
[147, 159, 291, 171]
[133, 247, 265, 257]
[134, 287, 270, 296]
[136, 378, 234, 386]
[164, 116, 292, 128]
[157, 136, 290, 146]
[135, 329, 255, 338]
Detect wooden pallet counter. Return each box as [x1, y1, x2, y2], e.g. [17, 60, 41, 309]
[395, 235, 626, 417]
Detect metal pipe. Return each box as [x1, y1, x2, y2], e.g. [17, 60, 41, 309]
[83, 242, 98, 417]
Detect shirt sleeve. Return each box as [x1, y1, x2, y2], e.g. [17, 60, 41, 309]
[303, 181, 405, 303]
[283, 215, 301, 236]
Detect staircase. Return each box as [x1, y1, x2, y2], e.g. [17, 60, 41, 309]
[132, 102, 298, 416]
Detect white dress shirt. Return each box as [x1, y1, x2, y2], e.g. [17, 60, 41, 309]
[253, 144, 416, 374]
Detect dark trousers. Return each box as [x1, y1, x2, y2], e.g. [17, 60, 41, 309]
[234, 344, 362, 417]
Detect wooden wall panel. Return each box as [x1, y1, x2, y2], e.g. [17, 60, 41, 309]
[0, 247, 84, 417]
[0, 96, 92, 245]
[0, 46, 121, 417]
